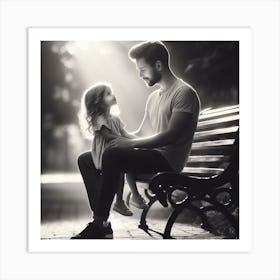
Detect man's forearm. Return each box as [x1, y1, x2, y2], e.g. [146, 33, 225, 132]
[131, 131, 175, 149]
[118, 127, 137, 139]
[129, 129, 143, 138]
[108, 112, 197, 150]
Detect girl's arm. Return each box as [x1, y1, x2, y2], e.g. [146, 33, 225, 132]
[119, 127, 137, 139]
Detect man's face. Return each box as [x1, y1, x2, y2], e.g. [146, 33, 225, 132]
[135, 58, 161, 87]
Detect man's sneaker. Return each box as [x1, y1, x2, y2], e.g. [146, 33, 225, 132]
[71, 221, 113, 239]
[130, 195, 149, 210]
[113, 201, 133, 216]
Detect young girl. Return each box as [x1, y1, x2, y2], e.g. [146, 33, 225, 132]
[80, 82, 148, 217]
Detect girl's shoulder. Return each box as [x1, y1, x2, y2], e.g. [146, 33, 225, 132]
[110, 115, 125, 129]
[110, 115, 121, 122]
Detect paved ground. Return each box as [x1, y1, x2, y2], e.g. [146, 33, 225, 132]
[41, 175, 223, 240]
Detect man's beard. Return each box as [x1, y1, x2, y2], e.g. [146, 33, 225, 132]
[144, 71, 161, 87]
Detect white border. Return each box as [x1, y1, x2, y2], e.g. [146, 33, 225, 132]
[28, 27, 252, 253]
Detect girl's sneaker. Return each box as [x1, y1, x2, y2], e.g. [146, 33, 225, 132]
[113, 200, 133, 216]
[130, 195, 149, 210]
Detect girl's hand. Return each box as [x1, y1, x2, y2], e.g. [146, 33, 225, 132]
[107, 137, 134, 149]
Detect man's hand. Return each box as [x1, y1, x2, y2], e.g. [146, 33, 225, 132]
[107, 137, 135, 149]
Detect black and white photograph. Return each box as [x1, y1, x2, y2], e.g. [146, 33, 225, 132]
[26, 25, 254, 254]
[27, 27, 253, 253]
[40, 39, 240, 241]
[1, 1, 280, 279]
[28, 28, 251, 252]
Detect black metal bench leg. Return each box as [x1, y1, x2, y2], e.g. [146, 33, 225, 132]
[163, 206, 185, 239]
[138, 196, 157, 231]
[163, 204, 216, 239]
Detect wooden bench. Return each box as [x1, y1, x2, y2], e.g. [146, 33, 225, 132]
[126, 104, 239, 239]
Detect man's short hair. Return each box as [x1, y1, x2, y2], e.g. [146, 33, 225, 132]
[128, 41, 169, 67]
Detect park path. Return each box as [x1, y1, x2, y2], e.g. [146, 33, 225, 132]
[41, 175, 221, 240]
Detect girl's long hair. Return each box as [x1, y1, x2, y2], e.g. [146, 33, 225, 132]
[79, 82, 111, 136]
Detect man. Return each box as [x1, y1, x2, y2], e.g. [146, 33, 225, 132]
[71, 41, 200, 239]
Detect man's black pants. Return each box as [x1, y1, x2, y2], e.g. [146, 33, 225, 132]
[77, 152, 124, 216]
[77, 148, 173, 220]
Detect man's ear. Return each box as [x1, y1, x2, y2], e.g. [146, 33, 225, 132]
[155, 60, 162, 71]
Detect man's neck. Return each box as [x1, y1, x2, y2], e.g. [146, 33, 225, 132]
[158, 71, 177, 92]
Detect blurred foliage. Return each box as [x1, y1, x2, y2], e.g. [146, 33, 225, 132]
[41, 41, 83, 126]
[165, 41, 239, 107]
[41, 42, 86, 172]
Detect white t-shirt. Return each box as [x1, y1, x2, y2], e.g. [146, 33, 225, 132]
[146, 79, 200, 172]
[91, 115, 124, 169]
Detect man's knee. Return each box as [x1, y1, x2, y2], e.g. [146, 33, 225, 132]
[77, 152, 92, 168]
[103, 147, 123, 157]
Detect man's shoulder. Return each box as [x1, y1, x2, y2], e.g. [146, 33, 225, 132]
[172, 80, 199, 102]
[175, 79, 197, 95]
[172, 79, 201, 111]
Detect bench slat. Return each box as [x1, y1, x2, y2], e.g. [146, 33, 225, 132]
[200, 104, 239, 116]
[186, 161, 230, 169]
[194, 126, 239, 141]
[182, 167, 224, 176]
[196, 122, 239, 133]
[187, 155, 229, 162]
[199, 107, 239, 121]
[190, 148, 234, 156]
[192, 139, 235, 149]
[197, 115, 239, 129]
[193, 133, 238, 143]
[186, 155, 230, 168]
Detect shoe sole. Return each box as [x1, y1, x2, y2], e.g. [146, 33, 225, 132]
[70, 234, 113, 239]
[113, 206, 133, 216]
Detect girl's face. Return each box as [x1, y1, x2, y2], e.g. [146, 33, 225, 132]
[103, 87, 117, 107]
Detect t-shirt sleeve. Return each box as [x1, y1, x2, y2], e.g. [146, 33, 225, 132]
[111, 116, 126, 132]
[118, 117, 125, 129]
[172, 87, 200, 115]
[92, 115, 110, 132]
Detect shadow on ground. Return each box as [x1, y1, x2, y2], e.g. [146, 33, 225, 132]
[41, 181, 230, 239]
